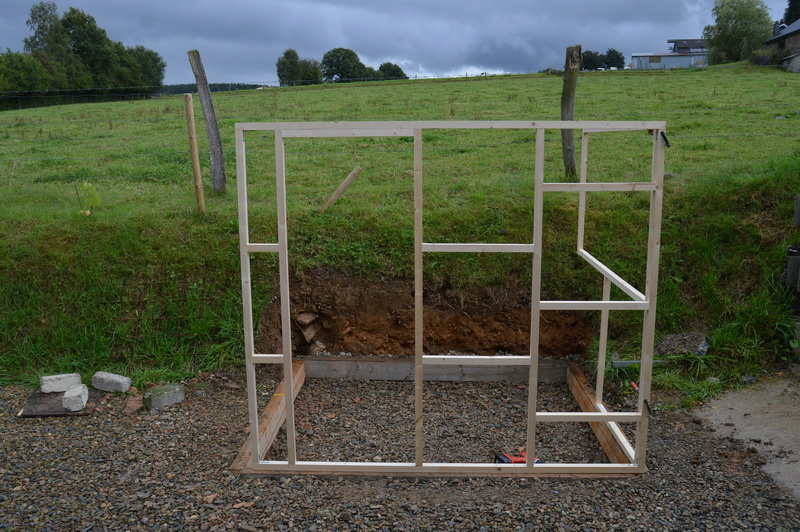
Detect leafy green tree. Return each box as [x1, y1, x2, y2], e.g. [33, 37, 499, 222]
[786, 0, 800, 25]
[298, 58, 323, 85]
[0, 49, 52, 91]
[321, 47, 366, 82]
[363, 66, 380, 80]
[276, 48, 301, 86]
[703, 0, 773, 64]
[22, 2, 163, 91]
[61, 7, 119, 87]
[582, 50, 605, 70]
[378, 62, 408, 79]
[110, 41, 142, 88]
[277, 49, 322, 85]
[127, 45, 166, 88]
[24, 1, 91, 89]
[23, 1, 60, 53]
[604, 48, 625, 69]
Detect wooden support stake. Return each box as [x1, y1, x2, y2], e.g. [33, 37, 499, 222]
[560, 45, 582, 180]
[187, 49, 227, 194]
[319, 166, 362, 214]
[566, 362, 630, 464]
[184, 93, 205, 215]
[230, 361, 306, 471]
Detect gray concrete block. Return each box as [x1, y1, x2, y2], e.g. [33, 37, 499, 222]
[91, 371, 131, 393]
[143, 384, 185, 410]
[41, 373, 82, 393]
[62, 384, 88, 412]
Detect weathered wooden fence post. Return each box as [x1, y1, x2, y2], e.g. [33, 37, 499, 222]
[561, 44, 582, 180]
[187, 49, 226, 194]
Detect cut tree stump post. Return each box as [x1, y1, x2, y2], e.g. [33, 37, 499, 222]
[187, 49, 226, 194]
[184, 93, 206, 215]
[561, 44, 582, 180]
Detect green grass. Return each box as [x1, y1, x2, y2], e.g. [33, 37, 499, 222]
[1, 66, 799, 397]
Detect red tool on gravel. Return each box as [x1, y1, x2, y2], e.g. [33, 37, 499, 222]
[493, 451, 542, 464]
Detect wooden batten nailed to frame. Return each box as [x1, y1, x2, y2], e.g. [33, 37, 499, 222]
[234, 120, 667, 478]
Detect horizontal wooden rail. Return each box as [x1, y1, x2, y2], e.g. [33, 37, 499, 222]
[541, 182, 657, 192]
[244, 460, 640, 478]
[422, 243, 534, 253]
[245, 243, 280, 253]
[236, 120, 667, 133]
[540, 300, 649, 311]
[250, 354, 284, 363]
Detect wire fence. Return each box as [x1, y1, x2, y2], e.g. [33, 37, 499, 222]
[1, 73, 798, 185]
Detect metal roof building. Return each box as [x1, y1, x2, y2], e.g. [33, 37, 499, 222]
[632, 39, 708, 70]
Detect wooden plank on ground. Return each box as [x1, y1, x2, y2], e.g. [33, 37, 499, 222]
[230, 361, 306, 471]
[302, 357, 567, 383]
[566, 362, 630, 464]
[18, 390, 103, 417]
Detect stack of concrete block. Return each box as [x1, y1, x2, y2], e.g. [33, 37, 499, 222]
[62, 384, 89, 412]
[40, 373, 82, 394]
[39, 370, 186, 413]
[39, 371, 135, 412]
[39, 373, 88, 412]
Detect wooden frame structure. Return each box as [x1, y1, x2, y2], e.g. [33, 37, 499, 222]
[234, 120, 667, 477]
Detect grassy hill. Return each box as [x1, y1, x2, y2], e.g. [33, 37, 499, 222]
[1, 66, 799, 402]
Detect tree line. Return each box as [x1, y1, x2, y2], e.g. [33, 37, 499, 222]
[580, 48, 626, 70]
[276, 47, 408, 86]
[0, 2, 166, 110]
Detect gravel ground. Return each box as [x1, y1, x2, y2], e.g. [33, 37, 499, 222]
[2, 371, 799, 531]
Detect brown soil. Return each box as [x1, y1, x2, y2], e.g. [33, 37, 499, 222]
[255, 269, 592, 358]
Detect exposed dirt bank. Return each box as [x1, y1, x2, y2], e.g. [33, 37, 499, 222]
[256, 269, 592, 358]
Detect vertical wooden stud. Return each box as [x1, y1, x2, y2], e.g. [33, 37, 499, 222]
[413, 128, 424, 467]
[525, 128, 546, 468]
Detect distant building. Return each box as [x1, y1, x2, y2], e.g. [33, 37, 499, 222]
[631, 39, 708, 70]
[765, 19, 800, 73]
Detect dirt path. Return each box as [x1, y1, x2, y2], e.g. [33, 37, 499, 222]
[696, 366, 800, 500]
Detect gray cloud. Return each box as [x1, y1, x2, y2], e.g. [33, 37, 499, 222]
[0, 0, 789, 85]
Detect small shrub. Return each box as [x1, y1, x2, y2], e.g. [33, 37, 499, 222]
[750, 48, 784, 66]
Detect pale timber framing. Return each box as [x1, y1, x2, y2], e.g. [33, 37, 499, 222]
[235, 120, 667, 477]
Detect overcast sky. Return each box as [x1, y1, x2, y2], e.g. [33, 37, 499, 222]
[0, 0, 790, 85]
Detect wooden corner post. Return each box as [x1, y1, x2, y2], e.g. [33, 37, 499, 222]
[187, 49, 227, 194]
[561, 44, 582, 180]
